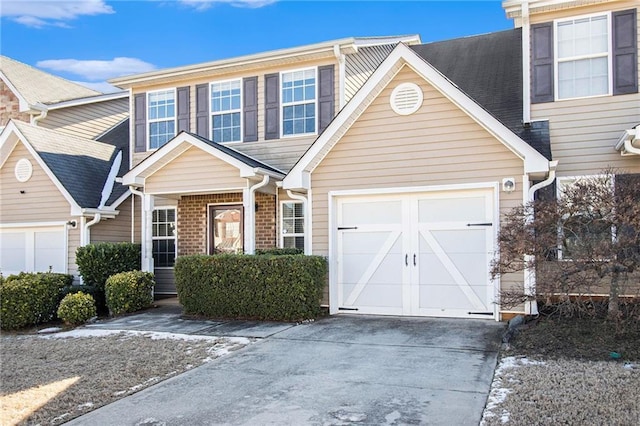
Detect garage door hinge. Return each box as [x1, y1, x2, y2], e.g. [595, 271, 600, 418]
[337, 226, 358, 231]
[466, 223, 492, 227]
[338, 307, 359, 311]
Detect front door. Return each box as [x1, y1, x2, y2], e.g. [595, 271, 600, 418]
[209, 205, 243, 254]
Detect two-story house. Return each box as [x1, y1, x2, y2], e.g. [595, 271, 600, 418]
[0, 56, 133, 279]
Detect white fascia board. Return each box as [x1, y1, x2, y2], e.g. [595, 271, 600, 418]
[615, 128, 636, 150]
[45, 91, 129, 110]
[353, 34, 422, 47]
[503, 0, 613, 18]
[0, 71, 30, 112]
[284, 43, 550, 188]
[0, 123, 83, 214]
[81, 208, 119, 219]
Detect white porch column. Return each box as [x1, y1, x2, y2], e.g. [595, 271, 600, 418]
[142, 193, 154, 272]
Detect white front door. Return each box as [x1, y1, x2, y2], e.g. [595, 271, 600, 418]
[336, 189, 496, 319]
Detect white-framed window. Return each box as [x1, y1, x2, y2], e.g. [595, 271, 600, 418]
[281, 68, 316, 136]
[555, 13, 611, 100]
[148, 89, 176, 150]
[152, 208, 176, 267]
[281, 201, 304, 250]
[210, 79, 242, 143]
[556, 175, 613, 260]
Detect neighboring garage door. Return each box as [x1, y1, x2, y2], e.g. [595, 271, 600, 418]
[336, 188, 496, 319]
[0, 226, 66, 276]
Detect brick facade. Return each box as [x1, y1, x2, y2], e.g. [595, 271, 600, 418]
[177, 191, 277, 256]
[0, 81, 30, 126]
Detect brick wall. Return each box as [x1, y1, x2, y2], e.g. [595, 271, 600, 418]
[0, 81, 30, 126]
[177, 192, 277, 255]
[255, 192, 277, 249]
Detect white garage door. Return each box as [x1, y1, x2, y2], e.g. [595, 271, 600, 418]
[0, 227, 67, 276]
[336, 189, 496, 319]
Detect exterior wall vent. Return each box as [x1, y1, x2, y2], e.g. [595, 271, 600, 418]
[15, 158, 33, 182]
[390, 82, 423, 115]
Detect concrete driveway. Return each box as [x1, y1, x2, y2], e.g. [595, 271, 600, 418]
[68, 315, 503, 426]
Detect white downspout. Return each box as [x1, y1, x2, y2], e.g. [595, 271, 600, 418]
[30, 104, 48, 126]
[524, 160, 558, 316]
[522, 1, 532, 124]
[82, 214, 102, 246]
[286, 190, 309, 255]
[247, 175, 270, 254]
[334, 44, 346, 109]
[623, 138, 640, 155]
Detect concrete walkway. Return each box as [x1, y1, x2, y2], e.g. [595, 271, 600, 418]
[69, 300, 504, 426]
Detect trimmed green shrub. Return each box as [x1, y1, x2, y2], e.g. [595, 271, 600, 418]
[60, 284, 105, 314]
[76, 242, 141, 291]
[105, 271, 154, 316]
[0, 272, 73, 330]
[175, 254, 327, 321]
[254, 248, 303, 256]
[57, 292, 97, 325]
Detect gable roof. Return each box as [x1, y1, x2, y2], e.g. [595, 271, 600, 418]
[1, 120, 121, 211]
[122, 131, 285, 186]
[0, 55, 101, 109]
[410, 28, 551, 159]
[283, 42, 551, 190]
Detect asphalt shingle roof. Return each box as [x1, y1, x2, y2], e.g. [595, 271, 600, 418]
[13, 120, 118, 208]
[97, 118, 130, 206]
[0, 55, 101, 106]
[411, 29, 552, 159]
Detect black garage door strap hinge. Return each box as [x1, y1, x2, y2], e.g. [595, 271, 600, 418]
[338, 226, 358, 230]
[338, 307, 359, 311]
[466, 223, 492, 227]
[468, 311, 494, 315]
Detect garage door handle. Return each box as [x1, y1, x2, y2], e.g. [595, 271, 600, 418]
[405, 254, 408, 266]
[413, 254, 417, 266]
[338, 226, 358, 231]
[467, 222, 492, 227]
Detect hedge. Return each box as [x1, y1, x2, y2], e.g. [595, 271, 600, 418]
[105, 271, 154, 316]
[0, 272, 73, 330]
[254, 248, 303, 256]
[57, 292, 97, 325]
[175, 254, 327, 321]
[76, 242, 141, 291]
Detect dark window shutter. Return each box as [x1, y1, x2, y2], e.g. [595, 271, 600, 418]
[134, 93, 146, 152]
[531, 22, 555, 103]
[612, 9, 638, 95]
[176, 86, 190, 133]
[265, 73, 279, 140]
[318, 64, 335, 134]
[243, 76, 258, 142]
[196, 83, 209, 139]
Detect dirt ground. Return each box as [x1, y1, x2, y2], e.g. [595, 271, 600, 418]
[482, 314, 640, 425]
[0, 331, 250, 425]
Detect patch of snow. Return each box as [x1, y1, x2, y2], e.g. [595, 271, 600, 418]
[135, 418, 166, 426]
[39, 328, 251, 345]
[113, 390, 127, 396]
[51, 412, 71, 423]
[38, 327, 63, 334]
[77, 402, 94, 410]
[500, 409, 510, 423]
[623, 363, 636, 370]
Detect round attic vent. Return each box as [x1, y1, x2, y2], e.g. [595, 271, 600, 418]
[390, 82, 423, 116]
[15, 158, 33, 183]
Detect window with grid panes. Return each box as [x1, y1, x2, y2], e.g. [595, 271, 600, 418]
[148, 90, 176, 149]
[152, 208, 176, 267]
[211, 80, 241, 143]
[281, 202, 304, 250]
[281, 69, 316, 136]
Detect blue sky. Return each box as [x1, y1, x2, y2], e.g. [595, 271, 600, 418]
[1, 1, 513, 92]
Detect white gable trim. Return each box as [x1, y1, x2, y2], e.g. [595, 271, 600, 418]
[283, 43, 550, 190]
[121, 132, 283, 187]
[0, 121, 82, 215]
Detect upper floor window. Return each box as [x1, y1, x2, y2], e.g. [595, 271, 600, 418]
[281, 68, 316, 136]
[556, 14, 610, 100]
[211, 80, 242, 143]
[148, 89, 176, 150]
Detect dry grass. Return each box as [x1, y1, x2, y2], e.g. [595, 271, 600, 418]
[0, 332, 249, 425]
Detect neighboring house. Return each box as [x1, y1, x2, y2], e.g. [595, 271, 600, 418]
[0, 57, 134, 280]
[117, 0, 638, 321]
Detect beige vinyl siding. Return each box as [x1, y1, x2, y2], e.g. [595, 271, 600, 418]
[0, 143, 72, 222]
[90, 196, 134, 243]
[144, 146, 247, 194]
[39, 98, 129, 140]
[532, 93, 640, 176]
[310, 65, 526, 296]
[131, 58, 339, 168]
[68, 226, 80, 279]
[528, 1, 638, 26]
[345, 44, 396, 103]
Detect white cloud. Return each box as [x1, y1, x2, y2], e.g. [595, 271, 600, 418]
[1, 0, 114, 28]
[37, 57, 157, 81]
[178, 0, 277, 11]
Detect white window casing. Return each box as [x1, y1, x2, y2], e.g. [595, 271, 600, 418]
[147, 89, 177, 150]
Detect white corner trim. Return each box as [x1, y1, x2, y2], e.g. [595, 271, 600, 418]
[284, 43, 550, 190]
